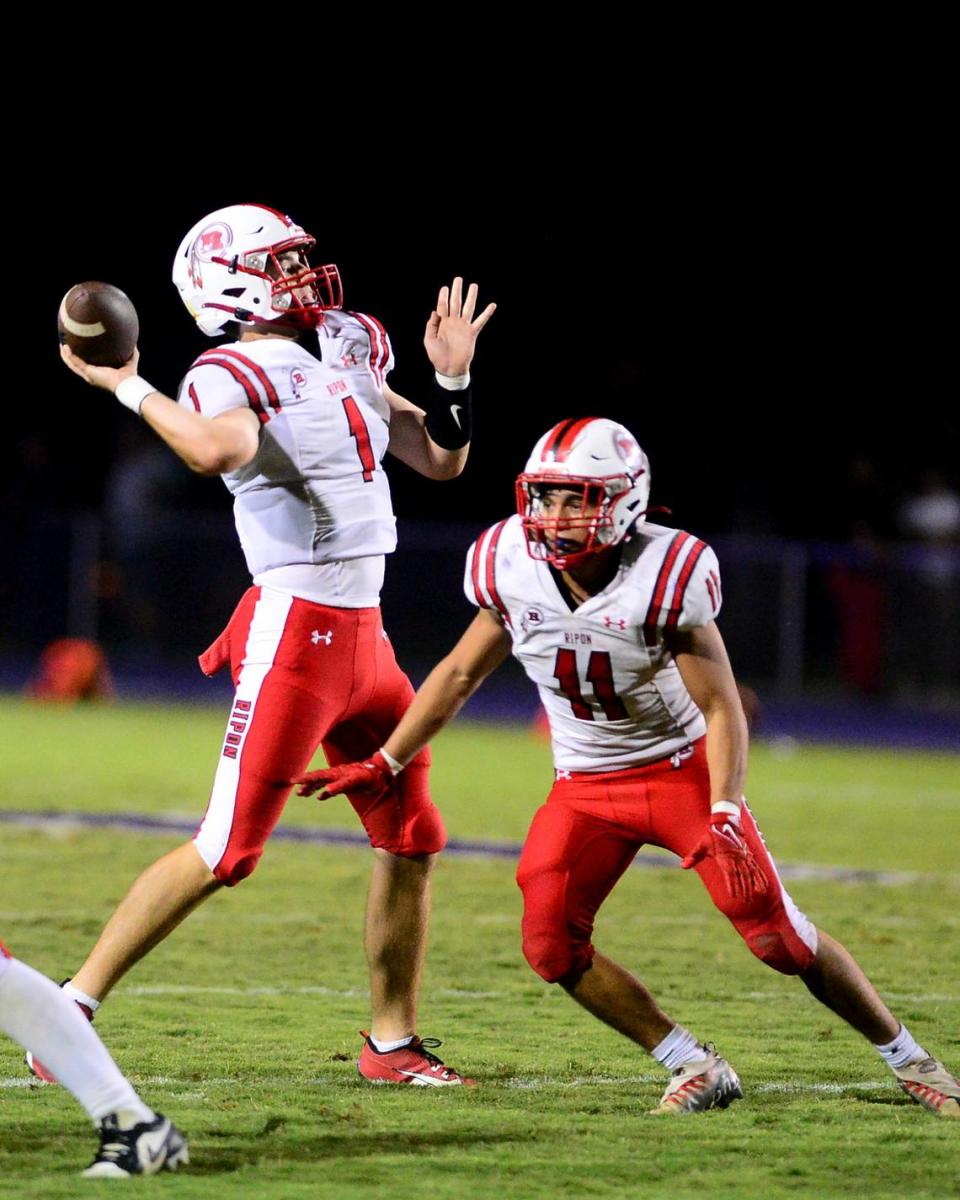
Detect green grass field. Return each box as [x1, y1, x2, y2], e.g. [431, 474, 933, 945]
[0, 698, 957, 1198]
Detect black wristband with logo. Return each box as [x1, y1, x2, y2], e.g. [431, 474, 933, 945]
[424, 379, 473, 450]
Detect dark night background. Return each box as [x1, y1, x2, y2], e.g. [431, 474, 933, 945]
[5, 133, 957, 721]
[16, 160, 955, 539]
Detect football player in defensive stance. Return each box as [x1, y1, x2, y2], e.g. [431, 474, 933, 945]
[47, 204, 494, 1088]
[298, 417, 959, 1116]
[1, 939, 187, 1176]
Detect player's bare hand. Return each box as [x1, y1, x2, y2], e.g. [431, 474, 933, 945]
[295, 752, 396, 802]
[681, 814, 770, 907]
[60, 343, 141, 393]
[424, 277, 495, 377]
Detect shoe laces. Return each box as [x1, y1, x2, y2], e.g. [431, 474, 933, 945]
[93, 1138, 132, 1165]
[410, 1037, 462, 1079]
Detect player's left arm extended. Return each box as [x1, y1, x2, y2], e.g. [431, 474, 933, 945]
[667, 621, 768, 901]
[666, 620, 748, 812]
[296, 608, 511, 798]
[385, 277, 495, 481]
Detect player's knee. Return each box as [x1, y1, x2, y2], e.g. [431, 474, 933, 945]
[745, 930, 814, 976]
[368, 801, 446, 857]
[402, 804, 446, 856]
[213, 849, 263, 887]
[521, 928, 592, 984]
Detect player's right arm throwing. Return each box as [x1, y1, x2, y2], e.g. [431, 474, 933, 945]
[60, 345, 260, 475]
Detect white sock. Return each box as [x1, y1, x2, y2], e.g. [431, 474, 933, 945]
[0, 957, 153, 1125]
[370, 1034, 415, 1053]
[875, 1023, 927, 1070]
[63, 979, 101, 1013]
[651, 1025, 710, 1070]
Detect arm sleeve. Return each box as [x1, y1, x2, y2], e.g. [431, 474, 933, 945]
[176, 362, 251, 419]
[676, 542, 723, 630]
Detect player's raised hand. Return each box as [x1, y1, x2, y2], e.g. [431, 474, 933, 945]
[681, 813, 770, 906]
[60, 343, 140, 393]
[295, 752, 396, 801]
[424, 277, 496, 377]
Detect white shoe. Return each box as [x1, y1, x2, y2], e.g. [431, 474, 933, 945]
[651, 1044, 743, 1115]
[894, 1054, 960, 1118]
[81, 1113, 189, 1178]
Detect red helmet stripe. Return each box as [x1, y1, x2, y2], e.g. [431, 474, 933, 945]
[543, 417, 600, 463]
[200, 347, 281, 413]
[192, 356, 269, 425]
[643, 531, 691, 645]
[664, 540, 708, 634]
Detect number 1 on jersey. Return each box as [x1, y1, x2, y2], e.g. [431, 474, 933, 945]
[342, 395, 375, 482]
[554, 648, 628, 721]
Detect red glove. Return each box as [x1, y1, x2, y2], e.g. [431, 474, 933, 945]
[295, 751, 396, 800]
[681, 812, 769, 905]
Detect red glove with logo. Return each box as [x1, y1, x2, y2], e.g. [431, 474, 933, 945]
[295, 751, 396, 801]
[681, 812, 769, 904]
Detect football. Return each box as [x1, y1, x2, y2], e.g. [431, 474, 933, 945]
[58, 282, 139, 367]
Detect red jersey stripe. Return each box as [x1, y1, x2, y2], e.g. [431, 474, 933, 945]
[188, 382, 202, 413]
[664, 540, 708, 634]
[360, 311, 391, 381]
[469, 536, 488, 609]
[348, 312, 385, 387]
[484, 520, 512, 626]
[705, 574, 717, 611]
[200, 347, 281, 413]
[193, 358, 268, 425]
[643, 531, 690, 646]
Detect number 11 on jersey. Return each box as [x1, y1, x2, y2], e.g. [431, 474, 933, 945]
[554, 649, 629, 721]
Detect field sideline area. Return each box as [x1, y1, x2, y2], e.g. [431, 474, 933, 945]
[1, 697, 957, 1198]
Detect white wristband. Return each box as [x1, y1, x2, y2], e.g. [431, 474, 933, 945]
[115, 375, 158, 415]
[379, 748, 404, 775]
[434, 369, 471, 391]
[711, 800, 742, 820]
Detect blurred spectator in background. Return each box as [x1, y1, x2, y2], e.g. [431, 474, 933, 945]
[895, 469, 960, 701]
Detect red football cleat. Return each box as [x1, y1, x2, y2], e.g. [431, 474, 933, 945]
[356, 1031, 476, 1087]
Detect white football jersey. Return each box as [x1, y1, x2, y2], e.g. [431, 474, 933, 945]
[177, 311, 397, 583]
[464, 517, 723, 771]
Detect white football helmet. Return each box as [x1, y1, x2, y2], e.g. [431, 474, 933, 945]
[516, 417, 650, 568]
[172, 203, 342, 336]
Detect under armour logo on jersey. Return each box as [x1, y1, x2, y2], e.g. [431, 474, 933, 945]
[311, 630, 333, 646]
[341, 351, 359, 368]
[604, 616, 627, 630]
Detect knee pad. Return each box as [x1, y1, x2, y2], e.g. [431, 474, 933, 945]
[213, 849, 262, 887]
[745, 929, 815, 976]
[521, 927, 593, 984]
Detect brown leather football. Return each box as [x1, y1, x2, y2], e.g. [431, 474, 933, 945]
[58, 282, 139, 367]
